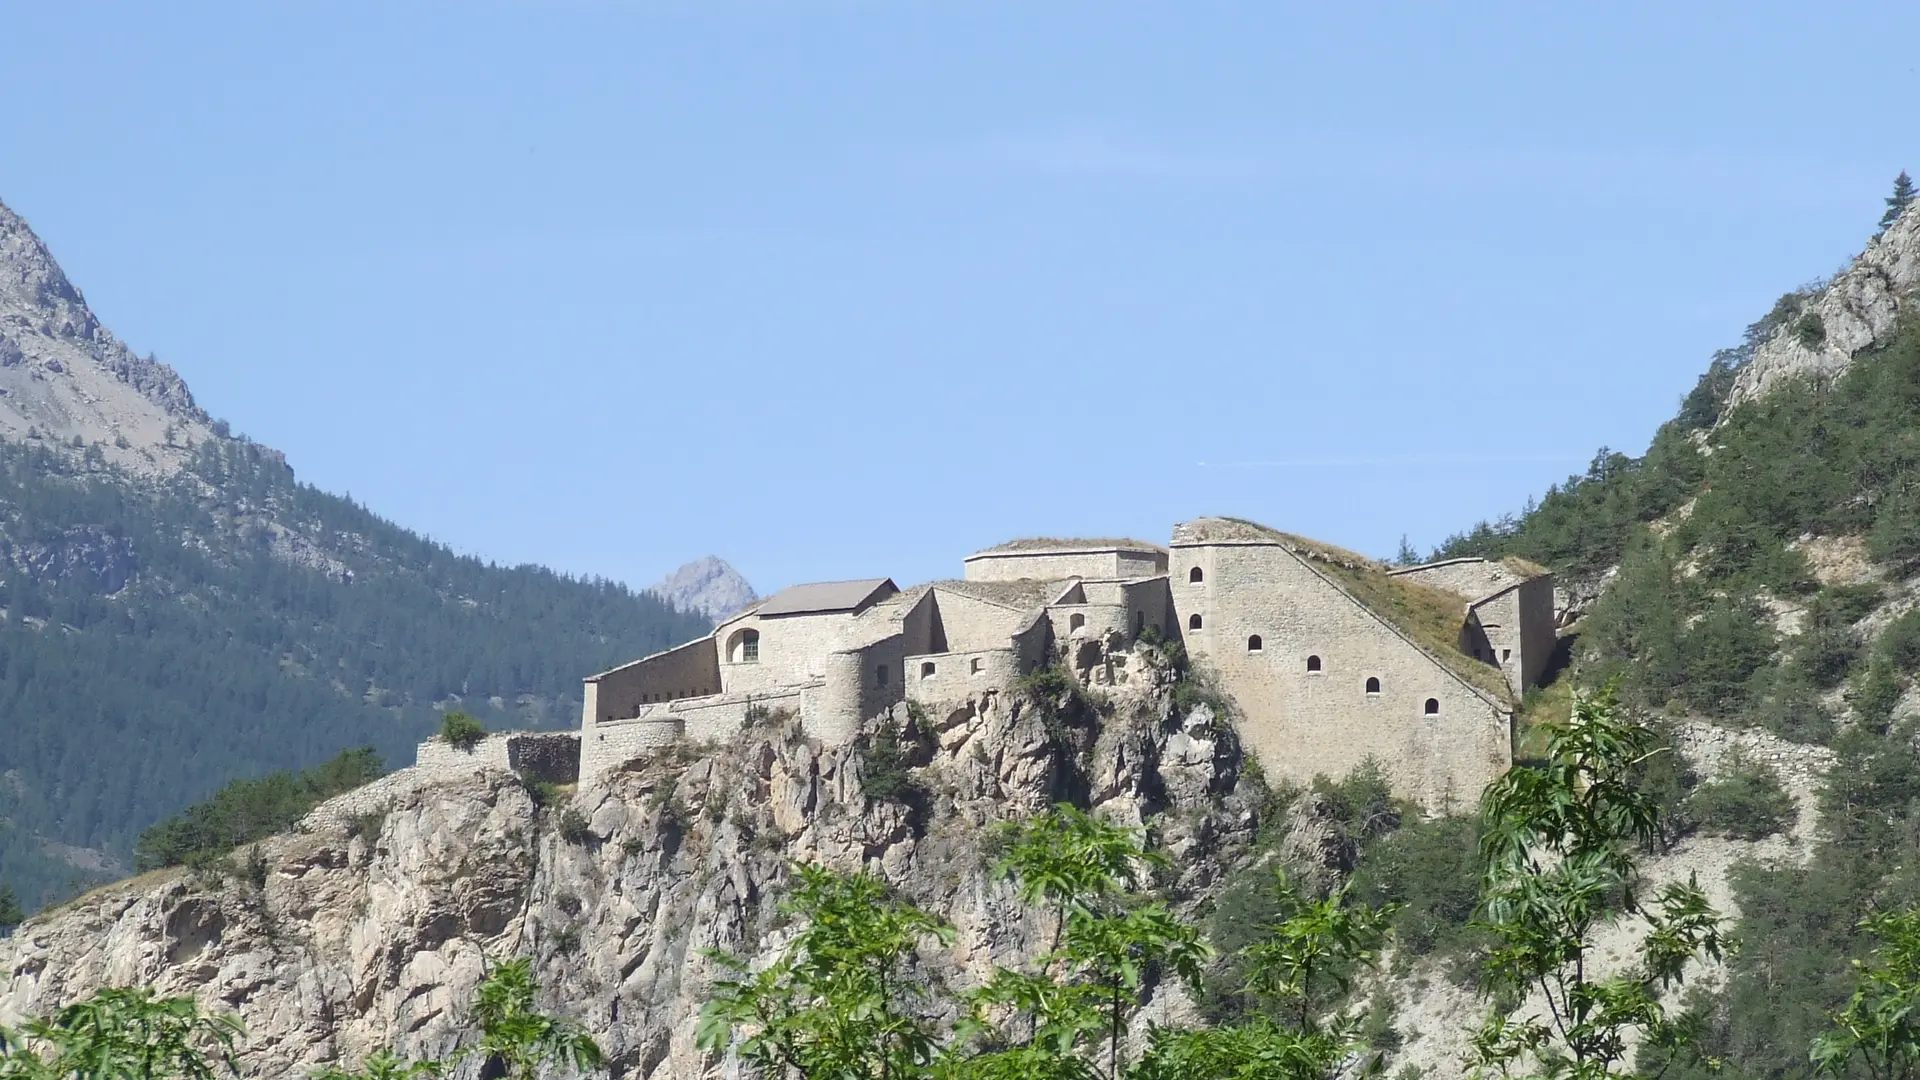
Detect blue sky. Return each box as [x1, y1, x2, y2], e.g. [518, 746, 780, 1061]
[2, 1, 1914, 595]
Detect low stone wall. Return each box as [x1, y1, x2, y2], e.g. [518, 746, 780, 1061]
[905, 648, 1019, 706]
[581, 718, 685, 780]
[413, 732, 580, 783]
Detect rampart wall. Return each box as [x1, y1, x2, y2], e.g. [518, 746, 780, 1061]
[584, 637, 720, 726]
[1171, 542, 1510, 813]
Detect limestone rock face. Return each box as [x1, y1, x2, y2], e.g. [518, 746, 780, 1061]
[0, 199, 215, 473]
[1728, 203, 1920, 408]
[0, 678, 1266, 1080]
[646, 557, 758, 624]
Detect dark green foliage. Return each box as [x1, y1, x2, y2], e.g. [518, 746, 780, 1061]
[1348, 814, 1488, 971]
[439, 711, 486, 751]
[1884, 609, 1920, 674]
[1796, 312, 1828, 348]
[557, 808, 591, 845]
[1871, 485, 1920, 571]
[1309, 759, 1400, 845]
[1675, 594, 1778, 717]
[1661, 724, 1920, 1079]
[1792, 622, 1862, 689]
[857, 714, 929, 805]
[1687, 759, 1797, 841]
[516, 772, 562, 810]
[0, 884, 20, 935]
[1882, 170, 1916, 235]
[1750, 669, 1838, 745]
[0, 437, 707, 910]
[1576, 532, 1686, 706]
[134, 747, 385, 870]
[1850, 654, 1903, 732]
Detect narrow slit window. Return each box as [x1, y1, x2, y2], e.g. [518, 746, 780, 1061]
[921, 661, 937, 679]
[970, 657, 984, 675]
[876, 665, 889, 686]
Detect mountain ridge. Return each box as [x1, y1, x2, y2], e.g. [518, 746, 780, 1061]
[0, 197, 711, 909]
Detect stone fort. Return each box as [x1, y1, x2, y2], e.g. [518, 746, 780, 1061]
[577, 517, 1554, 810]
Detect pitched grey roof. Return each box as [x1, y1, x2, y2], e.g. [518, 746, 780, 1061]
[756, 578, 898, 617]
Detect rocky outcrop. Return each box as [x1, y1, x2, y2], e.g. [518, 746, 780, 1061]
[646, 558, 757, 624]
[0, 198, 214, 474]
[1728, 202, 1920, 408]
[0, 669, 1264, 1080]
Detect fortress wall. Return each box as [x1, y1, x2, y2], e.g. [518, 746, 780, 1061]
[1123, 577, 1173, 640]
[584, 637, 720, 726]
[1467, 591, 1526, 694]
[900, 590, 945, 655]
[810, 651, 868, 745]
[1047, 603, 1130, 646]
[717, 610, 859, 696]
[1391, 558, 1523, 600]
[1116, 550, 1169, 579]
[1170, 542, 1510, 814]
[581, 718, 684, 780]
[1516, 577, 1559, 689]
[415, 732, 580, 783]
[905, 648, 1019, 705]
[1011, 615, 1051, 671]
[929, 589, 1034, 653]
[963, 551, 1125, 583]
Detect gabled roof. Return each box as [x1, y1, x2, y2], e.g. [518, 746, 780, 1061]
[755, 578, 898, 617]
[929, 578, 1057, 612]
[1174, 517, 1513, 705]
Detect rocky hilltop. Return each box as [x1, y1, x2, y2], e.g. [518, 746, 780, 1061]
[0, 199, 213, 474]
[646, 557, 757, 623]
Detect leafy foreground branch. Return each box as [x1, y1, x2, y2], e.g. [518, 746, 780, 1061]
[0, 959, 600, 1080]
[700, 804, 1395, 1080]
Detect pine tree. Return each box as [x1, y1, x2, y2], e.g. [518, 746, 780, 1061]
[0, 885, 22, 934]
[1880, 170, 1915, 235]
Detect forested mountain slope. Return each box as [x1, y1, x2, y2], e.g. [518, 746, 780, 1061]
[0, 199, 710, 909]
[1433, 185, 1920, 1076]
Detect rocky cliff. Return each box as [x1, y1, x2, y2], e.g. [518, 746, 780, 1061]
[0, 199, 213, 474]
[1728, 201, 1920, 407]
[0, 662, 1259, 1079]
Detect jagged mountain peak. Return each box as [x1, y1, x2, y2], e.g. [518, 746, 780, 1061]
[0, 196, 214, 474]
[647, 555, 757, 623]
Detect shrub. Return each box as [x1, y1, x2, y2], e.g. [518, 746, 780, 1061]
[1311, 759, 1401, 844]
[517, 771, 562, 809]
[1849, 654, 1903, 731]
[558, 808, 591, 845]
[1882, 608, 1920, 674]
[1795, 312, 1828, 348]
[347, 807, 388, 843]
[858, 715, 927, 805]
[439, 711, 486, 751]
[1793, 623, 1862, 689]
[134, 746, 385, 870]
[1688, 758, 1798, 840]
[1349, 814, 1488, 974]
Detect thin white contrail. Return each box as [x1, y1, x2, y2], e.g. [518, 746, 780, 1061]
[1195, 454, 1590, 468]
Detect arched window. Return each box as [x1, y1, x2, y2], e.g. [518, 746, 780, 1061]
[1189, 613, 1204, 631]
[921, 661, 937, 679]
[1247, 635, 1263, 653]
[728, 628, 760, 664]
[1365, 677, 1381, 695]
[876, 665, 889, 686]
[1424, 698, 1440, 715]
[1306, 655, 1322, 673]
[1069, 613, 1086, 632]
[1189, 566, 1204, 584]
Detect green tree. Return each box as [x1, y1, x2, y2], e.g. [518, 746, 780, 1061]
[699, 864, 954, 1080]
[1881, 171, 1916, 236]
[466, 959, 603, 1080]
[0, 887, 21, 936]
[310, 1052, 443, 1080]
[1470, 686, 1729, 1079]
[0, 987, 242, 1080]
[438, 713, 486, 752]
[1813, 906, 1920, 1079]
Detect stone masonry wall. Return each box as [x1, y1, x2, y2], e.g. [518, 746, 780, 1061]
[929, 588, 1035, 653]
[584, 637, 720, 726]
[963, 550, 1134, 583]
[1171, 542, 1510, 814]
[714, 609, 861, 697]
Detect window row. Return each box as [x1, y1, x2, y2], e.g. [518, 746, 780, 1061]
[875, 657, 990, 684]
